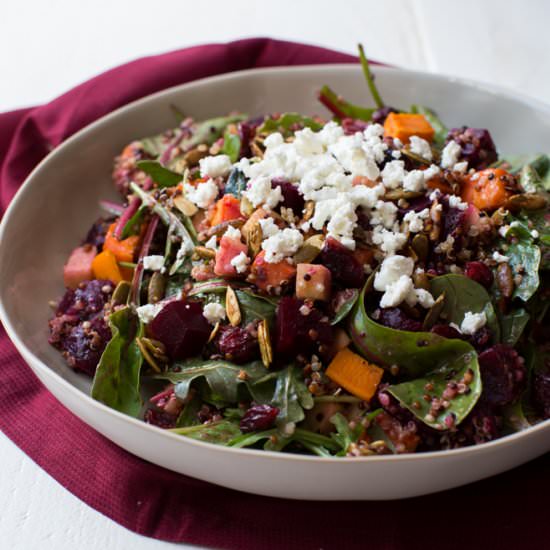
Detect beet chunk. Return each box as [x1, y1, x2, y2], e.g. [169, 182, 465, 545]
[445, 127, 498, 170]
[371, 106, 399, 125]
[144, 409, 178, 429]
[378, 308, 423, 332]
[83, 217, 113, 251]
[240, 404, 279, 433]
[430, 324, 464, 340]
[57, 279, 114, 319]
[275, 297, 332, 357]
[465, 261, 494, 289]
[478, 344, 526, 407]
[149, 300, 210, 361]
[318, 237, 365, 288]
[271, 178, 305, 214]
[215, 325, 259, 363]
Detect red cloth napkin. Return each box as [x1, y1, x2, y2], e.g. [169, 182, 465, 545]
[0, 38, 547, 549]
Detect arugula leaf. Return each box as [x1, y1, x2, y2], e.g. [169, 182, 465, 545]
[121, 205, 146, 239]
[259, 113, 323, 137]
[91, 307, 144, 416]
[387, 346, 482, 430]
[227, 429, 278, 449]
[136, 160, 183, 188]
[221, 128, 241, 163]
[235, 290, 277, 326]
[271, 366, 314, 431]
[224, 168, 247, 198]
[410, 105, 448, 147]
[430, 274, 500, 341]
[499, 308, 530, 346]
[329, 411, 374, 456]
[171, 420, 242, 445]
[318, 85, 375, 122]
[350, 281, 480, 378]
[155, 359, 269, 404]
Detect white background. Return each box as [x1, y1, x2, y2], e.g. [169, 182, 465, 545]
[1, 0, 549, 548]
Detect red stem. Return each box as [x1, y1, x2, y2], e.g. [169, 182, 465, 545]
[113, 196, 141, 240]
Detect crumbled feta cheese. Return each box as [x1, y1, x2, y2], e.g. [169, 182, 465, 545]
[453, 161, 468, 174]
[261, 228, 304, 263]
[258, 217, 280, 238]
[136, 303, 165, 324]
[492, 251, 509, 263]
[370, 200, 398, 229]
[448, 195, 469, 210]
[429, 188, 442, 201]
[379, 275, 415, 308]
[199, 155, 232, 178]
[244, 176, 283, 209]
[294, 127, 324, 155]
[403, 208, 430, 233]
[423, 164, 441, 181]
[230, 251, 250, 274]
[204, 235, 218, 250]
[374, 255, 415, 291]
[371, 226, 407, 256]
[264, 132, 284, 148]
[414, 288, 435, 309]
[223, 225, 242, 240]
[403, 170, 426, 192]
[460, 311, 487, 335]
[441, 140, 462, 169]
[381, 160, 406, 189]
[202, 302, 226, 325]
[499, 225, 510, 238]
[184, 179, 219, 209]
[391, 150, 402, 159]
[326, 202, 358, 249]
[409, 136, 433, 161]
[532, 229, 540, 239]
[142, 255, 165, 271]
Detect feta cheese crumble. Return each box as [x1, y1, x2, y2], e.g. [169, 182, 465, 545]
[492, 251, 509, 263]
[261, 228, 304, 263]
[258, 217, 280, 238]
[184, 179, 219, 209]
[403, 170, 426, 192]
[460, 311, 487, 335]
[441, 140, 462, 169]
[409, 136, 433, 161]
[223, 225, 242, 240]
[381, 160, 406, 189]
[136, 303, 165, 324]
[204, 235, 218, 250]
[230, 251, 250, 273]
[244, 176, 283, 209]
[199, 155, 232, 178]
[202, 302, 226, 324]
[403, 208, 430, 233]
[448, 195, 469, 210]
[142, 255, 165, 271]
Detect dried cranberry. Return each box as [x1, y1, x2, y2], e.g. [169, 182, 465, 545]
[464, 261, 494, 289]
[215, 325, 259, 363]
[430, 324, 464, 340]
[371, 106, 399, 125]
[445, 127, 498, 170]
[341, 118, 369, 135]
[240, 404, 279, 433]
[275, 297, 333, 357]
[82, 217, 113, 251]
[469, 326, 493, 352]
[478, 345, 526, 407]
[533, 370, 550, 419]
[271, 178, 305, 214]
[144, 409, 178, 429]
[318, 237, 365, 288]
[378, 308, 423, 332]
[149, 300, 210, 361]
[238, 121, 258, 159]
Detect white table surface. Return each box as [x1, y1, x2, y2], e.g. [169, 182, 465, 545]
[1, 0, 549, 548]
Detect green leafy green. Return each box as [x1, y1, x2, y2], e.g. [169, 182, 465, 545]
[175, 392, 202, 428]
[499, 308, 530, 346]
[221, 128, 241, 163]
[350, 282, 479, 378]
[358, 43, 384, 109]
[120, 205, 147, 239]
[430, 274, 500, 341]
[496, 153, 550, 190]
[171, 420, 242, 445]
[387, 347, 481, 430]
[272, 366, 314, 430]
[502, 400, 531, 433]
[329, 411, 379, 456]
[259, 113, 323, 137]
[409, 105, 448, 147]
[331, 289, 359, 325]
[224, 168, 247, 198]
[136, 160, 183, 188]
[318, 85, 375, 122]
[91, 307, 144, 416]
[235, 290, 277, 326]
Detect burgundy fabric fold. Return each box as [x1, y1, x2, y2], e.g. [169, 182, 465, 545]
[0, 38, 547, 549]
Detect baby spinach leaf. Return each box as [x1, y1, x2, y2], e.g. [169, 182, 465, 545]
[272, 366, 314, 430]
[171, 420, 242, 445]
[409, 105, 448, 147]
[350, 282, 478, 378]
[136, 160, 183, 188]
[387, 346, 481, 430]
[259, 112, 323, 136]
[499, 308, 530, 346]
[224, 168, 247, 198]
[331, 288, 359, 325]
[156, 359, 268, 404]
[91, 307, 144, 417]
[221, 128, 241, 163]
[235, 290, 277, 326]
[430, 274, 500, 341]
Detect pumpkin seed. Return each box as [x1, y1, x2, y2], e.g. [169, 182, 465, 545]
[385, 189, 424, 201]
[400, 146, 437, 165]
[225, 286, 242, 327]
[413, 270, 430, 290]
[194, 246, 216, 260]
[147, 272, 166, 304]
[302, 200, 315, 222]
[240, 195, 254, 217]
[111, 280, 131, 306]
[207, 322, 221, 343]
[491, 207, 509, 226]
[429, 200, 442, 241]
[183, 143, 209, 166]
[423, 292, 446, 330]
[173, 195, 198, 217]
[497, 262, 514, 299]
[293, 234, 325, 264]
[136, 337, 166, 373]
[504, 193, 547, 211]
[204, 219, 245, 238]
[246, 222, 263, 257]
[411, 233, 429, 262]
[250, 138, 265, 159]
[258, 319, 273, 368]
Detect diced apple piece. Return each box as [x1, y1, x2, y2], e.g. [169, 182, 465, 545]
[296, 263, 332, 301]
[214, 236, 248, 277]
[63, 245, 97, 289]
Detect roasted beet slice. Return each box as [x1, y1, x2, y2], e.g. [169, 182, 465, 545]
[430, 324, 464, 340]
[58, 279, 114, 319]
[240, 404, 279, 433]
[318, 237, 365, 288]
[478, 344, 526, 407]
[464, 261, 494, 290]
[378, 308, 423, 332]
[446, 127, 498, 170]
[271, 178, 305, 214]
[149, 300, 210, 361]
[275, 297, 332, 357]
[215, 325, 259, 364]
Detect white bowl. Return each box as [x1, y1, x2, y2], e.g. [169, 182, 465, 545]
[1, 65, 549, 501]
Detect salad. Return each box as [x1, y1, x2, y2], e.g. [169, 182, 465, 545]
[49, 46, 550, 457]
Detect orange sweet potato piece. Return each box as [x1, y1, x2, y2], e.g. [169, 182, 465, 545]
[103, 222, 142, 263]
[326, 347, 384, 401]
[91, 249, 124, 284]
[249, 250, 297, 291]
[209, 195, 243, 227]
[461, 168, 514, 211]
[383, 113, 435, 144]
